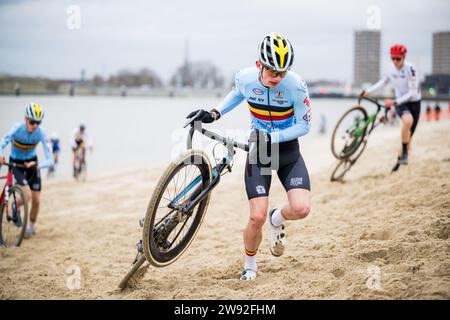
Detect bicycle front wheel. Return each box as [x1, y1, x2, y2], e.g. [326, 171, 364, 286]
[142, 150, 212, 267]
[0, 186, 28, 247]
[331, 106, 368, 159]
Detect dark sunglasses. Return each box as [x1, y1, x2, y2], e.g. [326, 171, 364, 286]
[263, 66, 287, 78]
[28, 119, 41, 125]
[391, 56, 403, 62]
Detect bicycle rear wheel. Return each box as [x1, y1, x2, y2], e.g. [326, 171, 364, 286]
[142, 150, 212, 267]
[331, 106, 368, 159]
[330, 138, 368, 182]
[0, 186, 28, 247]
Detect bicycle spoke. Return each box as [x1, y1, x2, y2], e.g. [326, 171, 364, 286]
[144, 151, 211, 267]
[167, 214, 191, 248]
[154, 208, 176, 227]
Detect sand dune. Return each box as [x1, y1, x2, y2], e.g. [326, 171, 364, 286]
[1, 120, 449, 299]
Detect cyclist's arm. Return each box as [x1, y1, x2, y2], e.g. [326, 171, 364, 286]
[395, 66, 419, 105]
[38, 131, 54, 169]
[365, 76, 389, 94]
[216, 73, 245, 117]
[0, 123, 20, 158]
[271, 82, 311, 144]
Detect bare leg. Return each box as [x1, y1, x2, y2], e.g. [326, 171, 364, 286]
[280, 189, 311, 221]
[29, 191, 41, 224]
[398, 113, 413, 157]
[15, 185, 31, 208]
[240, 197, 269, 279]
[81, 145, 87, 164]
[73, 150, 77, 168]
[244, 197, 269, 251]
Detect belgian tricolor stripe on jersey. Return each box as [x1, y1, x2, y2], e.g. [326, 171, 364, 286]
[248, 102, 294, 121]
[13, 140, 38, 150]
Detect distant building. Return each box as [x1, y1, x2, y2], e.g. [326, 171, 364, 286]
[353, 30, 381, 88]
[432, 31, 450, 75]
[423, 31, 450, 96]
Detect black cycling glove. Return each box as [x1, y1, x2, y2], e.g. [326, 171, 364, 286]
[186, 109, 221, 123]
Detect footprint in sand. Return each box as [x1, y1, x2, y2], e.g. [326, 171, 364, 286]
[358, 249, 388, 262]
[360, 230, 392, 241]
[331, 267, 345, 278]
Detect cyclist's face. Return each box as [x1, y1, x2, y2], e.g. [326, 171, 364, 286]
[391, 55, 405, 69]
[256, 60, 286, 88]
[25, 118, 40, 132]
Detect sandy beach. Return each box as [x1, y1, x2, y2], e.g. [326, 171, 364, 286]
[1, 119, 449, 300]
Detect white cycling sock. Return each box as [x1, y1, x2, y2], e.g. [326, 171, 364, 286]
[244, 248, 257, 272]
[28, 222, 35, 232]
[271, 208, 284, 227]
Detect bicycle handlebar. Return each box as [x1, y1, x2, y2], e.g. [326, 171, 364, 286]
[185, 115, 249, 152]
[1, 162, 26, 169]
[358, 96, 383, 109]
[358, 97, 391, 124]
[183, 110, 203, 129]
[199, 127, 249, 152]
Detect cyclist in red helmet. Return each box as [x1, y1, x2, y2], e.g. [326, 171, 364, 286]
[361, 44, 421, 170]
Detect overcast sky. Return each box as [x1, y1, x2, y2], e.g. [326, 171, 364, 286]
[0, 0, 449, 83]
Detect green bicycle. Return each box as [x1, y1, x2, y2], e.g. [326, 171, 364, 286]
[330, 97, 388, 182]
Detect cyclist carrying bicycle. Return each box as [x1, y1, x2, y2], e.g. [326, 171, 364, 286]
[72, 124, 93, 178]
[360, 44, 421, 169]
[0, 102, 54, 238]
[187, 32, 312, 280]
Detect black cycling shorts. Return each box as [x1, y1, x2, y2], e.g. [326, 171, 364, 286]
[244, 139, 310, 200]
[72, 139, 84, 152]
[395, 100, 421, 136]
[10, 157, 41, 191]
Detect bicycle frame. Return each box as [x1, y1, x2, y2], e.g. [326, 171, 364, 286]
[0, 163, 24, 213]
[167, 121, 248, 215]
[356, 97, 387, 136]
[0, 170, 14, 206]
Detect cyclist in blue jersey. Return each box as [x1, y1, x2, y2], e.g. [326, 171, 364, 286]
[0, 102, 54, 238]
[187, 32, 312, 280]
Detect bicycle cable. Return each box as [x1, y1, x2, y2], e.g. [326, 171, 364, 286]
[212, 142, 234, 175]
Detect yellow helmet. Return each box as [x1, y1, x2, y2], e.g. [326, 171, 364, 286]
[259, 32, 294, 72]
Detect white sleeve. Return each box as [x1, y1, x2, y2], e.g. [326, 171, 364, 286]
[395, 65, 419, 105]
